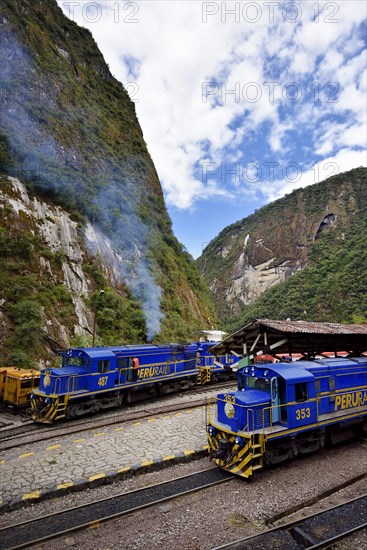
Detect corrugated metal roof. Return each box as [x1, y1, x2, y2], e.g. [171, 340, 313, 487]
[211, 319, 367, 356]
[257, 319, 367, 335]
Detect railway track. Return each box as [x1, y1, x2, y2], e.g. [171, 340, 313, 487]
[212, 494, 367, 550]
[0, 398, 207, 451]
[0, 467, 232, 550]
[0, 381, 235, 451]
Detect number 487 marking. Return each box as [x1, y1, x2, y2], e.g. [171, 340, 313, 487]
[98, 376, 108, 387]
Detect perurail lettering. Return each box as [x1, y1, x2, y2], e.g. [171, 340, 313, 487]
[334, 390, 367, 411]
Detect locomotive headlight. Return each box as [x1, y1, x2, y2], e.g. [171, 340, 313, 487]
[224, 402, 235, 418]
[30, 393, 34, 400]
[235, 436, 243, 447]
[45, 397, 51, 404]
[208, 425, 217, 437]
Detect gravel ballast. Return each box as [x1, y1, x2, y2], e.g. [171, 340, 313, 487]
[1, 437, 366, 549]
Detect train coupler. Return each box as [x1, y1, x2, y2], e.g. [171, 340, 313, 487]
[209, 438, 231, 461]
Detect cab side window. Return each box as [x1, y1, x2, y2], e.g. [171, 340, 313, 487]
[118, 357, 131, 369]
[295, 382, 308, 402]
[98, 360, 110, 373]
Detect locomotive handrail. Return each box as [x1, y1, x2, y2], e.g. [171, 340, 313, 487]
[206, 397, 217, 425]
[209, 389, 367, 437]
[315, 389, 367, 418]
[247, 408, 255, 435]
[261, 402, 288, 433]
[316, 394, 319, 418]
[54, 377, 61, 394]
[69, 376, 76, 393]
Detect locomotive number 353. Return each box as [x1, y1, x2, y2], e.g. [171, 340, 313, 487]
[295, 407, 311, 420]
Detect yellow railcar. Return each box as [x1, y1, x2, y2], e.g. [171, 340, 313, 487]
[0, 367, 40, 407]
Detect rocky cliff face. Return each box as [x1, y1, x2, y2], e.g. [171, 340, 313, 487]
[198, 168, 367, 319]
[1, 177, 92, 337]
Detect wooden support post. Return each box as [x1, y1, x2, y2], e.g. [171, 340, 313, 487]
[250, 333, 261, 353]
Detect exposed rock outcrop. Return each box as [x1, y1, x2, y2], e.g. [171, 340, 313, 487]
[1, 177, 94, 342]
[198, 168, 367, 319]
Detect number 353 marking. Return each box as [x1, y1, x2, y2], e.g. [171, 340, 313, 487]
[296, 407, 311, 420]
[98, 376, 108, 387]
[225, 394, 235, 404]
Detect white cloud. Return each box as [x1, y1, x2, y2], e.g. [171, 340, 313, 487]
[265, 148, 367, 203]
[57, 0, 367, 210]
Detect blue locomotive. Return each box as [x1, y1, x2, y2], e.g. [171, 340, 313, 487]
[30, 341, 237, 423]
[208, 357, 367, 478]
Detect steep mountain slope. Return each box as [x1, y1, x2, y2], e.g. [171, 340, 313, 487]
[0, 0, 216, 367]
[197, 168, 367, 324]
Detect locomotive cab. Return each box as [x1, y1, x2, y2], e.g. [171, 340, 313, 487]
[226, 363, 317, 430]
[31, 348, 119, 422]
[0, 368, 40, 407]
[208, 362, 317, 477]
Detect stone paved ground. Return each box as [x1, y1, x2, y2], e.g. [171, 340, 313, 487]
[0, 405, 210, 510]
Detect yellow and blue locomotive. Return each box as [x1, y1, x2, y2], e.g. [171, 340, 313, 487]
[208, 357, 367, 478]
[30, 341, 237, 423]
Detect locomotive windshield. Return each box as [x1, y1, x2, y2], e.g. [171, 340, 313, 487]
[62, 356, 86, 368]
[237, 372, 270, 392]
[246, 376, 270, 391]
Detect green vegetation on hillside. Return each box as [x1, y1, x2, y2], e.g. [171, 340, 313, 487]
[225, 215, 367, 332]
[0, 224, 75, 367]
[226, 220, 367, 332]
[198, 167, 367, 324]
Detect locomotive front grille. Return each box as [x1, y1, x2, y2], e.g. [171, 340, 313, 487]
[30, 394, 60, 423]
[208, 425, 254, 478]
[254, 407, 270, 428]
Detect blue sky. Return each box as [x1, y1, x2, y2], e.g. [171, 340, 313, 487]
[57, 1, 367, 258]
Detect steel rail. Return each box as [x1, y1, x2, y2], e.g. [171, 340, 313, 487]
[0, 381, 235, 450]
[0, 399, 207, 449]
[0, 424, 38, 442]
[0, 468, 233, 550]
[307, 523, 367, 549]
[212, 493, 367, 550]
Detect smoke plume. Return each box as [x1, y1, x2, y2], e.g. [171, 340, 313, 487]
[1, 24, 164, 340]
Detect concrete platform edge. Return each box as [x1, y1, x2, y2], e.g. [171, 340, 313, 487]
[0, 446, 209, 513]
